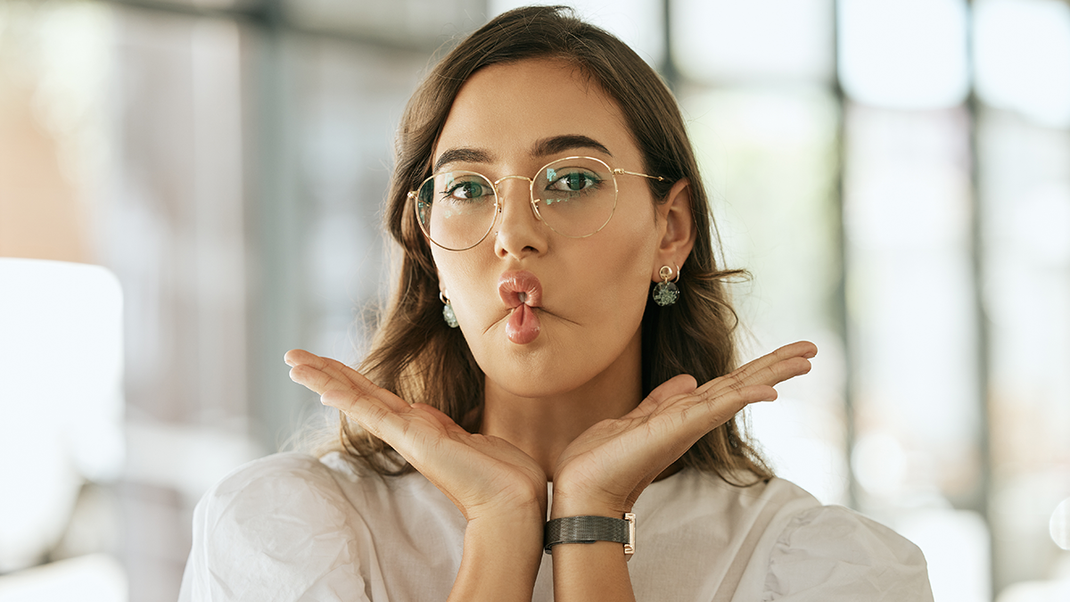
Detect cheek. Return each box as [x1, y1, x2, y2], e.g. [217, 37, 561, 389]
[579, 253, 650, 318]
[430, 247, 494, 323]
[568, 221, 658, 322]
[431, 242, 484, 288]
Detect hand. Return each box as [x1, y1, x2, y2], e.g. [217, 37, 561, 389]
[284, 349, 548, 523]
[550, 341, 818, 517]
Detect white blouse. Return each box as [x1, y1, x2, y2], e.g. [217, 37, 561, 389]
[178, 452, 933, 601]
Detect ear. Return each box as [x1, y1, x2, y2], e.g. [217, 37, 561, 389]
[651, 178, 696, 281]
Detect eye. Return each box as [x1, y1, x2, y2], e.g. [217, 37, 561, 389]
[546, 168, 601, 193]
[442, 178, 492, 202]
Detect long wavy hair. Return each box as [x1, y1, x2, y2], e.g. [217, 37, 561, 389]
[324, 5, 772, 484]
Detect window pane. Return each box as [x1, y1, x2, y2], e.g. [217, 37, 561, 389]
[489, 0, 664, 67]
[838, 0, 969, 109]
[978, 107, 1070, 592]
[284, 0, 485, 48]
[974, 0, 1070, 128]
[845, 106, 978, 499]
[680, 87, 847, 504]
[844, 104, 988, 601]
[287, 38, 428, 360]
[672, 0, 833, 84]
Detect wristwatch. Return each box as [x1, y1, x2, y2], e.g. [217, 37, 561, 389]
[543, 513, 636, 555]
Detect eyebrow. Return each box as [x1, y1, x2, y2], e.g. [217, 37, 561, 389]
[433, 147, 493, 173]
[432, 134, 613, 173]
[532, 135, 612, 158]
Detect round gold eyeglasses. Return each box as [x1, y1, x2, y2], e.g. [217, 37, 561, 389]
[408, 155, 665, 251]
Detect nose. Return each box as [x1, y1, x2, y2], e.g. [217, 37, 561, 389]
[492, 176, 547, 258]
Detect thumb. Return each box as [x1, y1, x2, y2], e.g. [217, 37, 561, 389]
[411, 403, 464, 431]
[643, 373, 698, 408]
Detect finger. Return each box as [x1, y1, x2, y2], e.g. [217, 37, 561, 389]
[696, 341, 816, 396]
[287, 350, 409, 413]
[708, 358, 812, 404]
[284, 348, 315, 367]
[740, 355, 813, 389]
[286, 349, 366, 389]
[320, 387, 406, 443]
[288, 363, 340, 394]
[729, 341, 816, 383]
[636, 381, 781, 467]
[712, 383, 776, 419]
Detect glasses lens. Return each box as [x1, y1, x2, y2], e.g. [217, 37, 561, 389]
[533, 157, 617, 238]
[416, 171, 497, 250]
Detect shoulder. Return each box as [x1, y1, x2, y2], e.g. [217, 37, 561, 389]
[648, 473, 932, 600]
[180, 452, 372, 601]
[207, 450, 349, 494]
[757, 482, 934, 600]
[632, 472, 931, 600]
[197, 451, 356, 526]
[190, 451, 363, 556]
[646, 469, 823, 529]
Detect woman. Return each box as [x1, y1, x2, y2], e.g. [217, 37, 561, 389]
[179, 6, 933, 601]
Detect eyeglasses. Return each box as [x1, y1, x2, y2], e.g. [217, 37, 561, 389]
[408, 155, 665, 251]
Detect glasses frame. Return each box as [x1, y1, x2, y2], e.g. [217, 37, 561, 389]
[408, 155, 666, 251]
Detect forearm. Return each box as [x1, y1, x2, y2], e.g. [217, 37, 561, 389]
[449, 509, 544, 602]
[550, 541, 635, 602]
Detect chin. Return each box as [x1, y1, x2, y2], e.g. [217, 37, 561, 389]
[488, 369, 586, 400]
[491, 345, 624, 400]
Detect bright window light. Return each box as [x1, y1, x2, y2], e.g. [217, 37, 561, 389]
[897, 509, 991, 602]
[1053, 498, 1070, 550]
[672, 0, 834, 83]
[489, 0, 665, 67]
[974, 0, 1070, 128]
[0, 259, 123, 572]
[0, 553, 126, 602]
[839, 0, 969, 109]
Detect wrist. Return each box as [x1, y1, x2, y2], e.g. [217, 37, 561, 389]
[453, 512, 542, 602]
[466, 502, 544, 541]
[549, 488, 628, 520]
[544, 513, 636, 556]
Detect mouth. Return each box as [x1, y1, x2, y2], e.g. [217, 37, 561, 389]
[498, 270, 543, 308]
[498, 270, 543, 345]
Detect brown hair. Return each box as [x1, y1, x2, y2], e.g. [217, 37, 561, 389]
[328, 5, 772, 484]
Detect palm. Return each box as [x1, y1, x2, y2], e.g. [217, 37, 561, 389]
[552, 341, 817, 514]
[285, 349, 547, 521]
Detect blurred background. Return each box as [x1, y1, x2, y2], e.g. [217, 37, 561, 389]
[0, 0, 1068, 600]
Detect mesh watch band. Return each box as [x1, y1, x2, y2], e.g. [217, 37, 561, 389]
[543, 513, 636, 555]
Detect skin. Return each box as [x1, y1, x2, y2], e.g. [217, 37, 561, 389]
[286, 58, 818, 602]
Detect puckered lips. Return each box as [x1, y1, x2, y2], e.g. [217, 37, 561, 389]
[498, 270, 542, 345]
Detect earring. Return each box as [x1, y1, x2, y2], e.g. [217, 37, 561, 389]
[653, 265, 680, 307]
[440, 291, 459, 328]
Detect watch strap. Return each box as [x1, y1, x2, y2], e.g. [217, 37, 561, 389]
[544, 513, 636, 555]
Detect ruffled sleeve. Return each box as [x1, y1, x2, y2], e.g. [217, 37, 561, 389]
[761, 505, 934, 601]
[178, 452, 369, 602]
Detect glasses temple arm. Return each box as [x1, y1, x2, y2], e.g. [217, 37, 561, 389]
[612, 168, 666, 182]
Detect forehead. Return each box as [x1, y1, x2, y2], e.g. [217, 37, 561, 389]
[434, 58, 640, 167]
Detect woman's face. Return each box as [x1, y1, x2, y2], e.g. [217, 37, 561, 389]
[430, 58, 669, 399]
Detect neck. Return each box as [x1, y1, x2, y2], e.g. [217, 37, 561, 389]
[479, 331, 643, 479]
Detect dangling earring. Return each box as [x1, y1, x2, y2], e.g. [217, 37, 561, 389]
[440, 291, 459, 328]
[653, 265, 680, 307]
